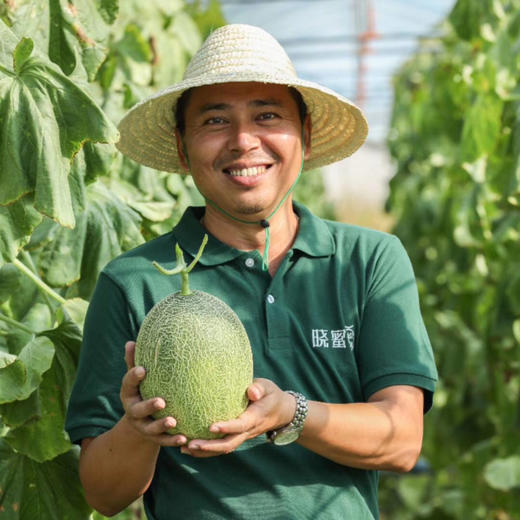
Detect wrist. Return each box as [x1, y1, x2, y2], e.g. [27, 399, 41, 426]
[267, 391, 309, 446]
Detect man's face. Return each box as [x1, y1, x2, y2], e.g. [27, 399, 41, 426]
[176, 82, 311, 220]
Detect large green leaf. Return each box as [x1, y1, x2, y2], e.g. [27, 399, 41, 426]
[38, 181, 144, 298]
[0, 28, 119, 227]
[3, 319, 82, 462]
[0, 440, 91, 520]
[7, 0, 118, 80]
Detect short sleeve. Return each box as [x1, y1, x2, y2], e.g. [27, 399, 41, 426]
[356, 236, 437, 411]
[65, 273, 138, 444]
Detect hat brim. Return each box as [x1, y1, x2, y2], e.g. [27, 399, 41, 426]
[116, 74, 368, 173]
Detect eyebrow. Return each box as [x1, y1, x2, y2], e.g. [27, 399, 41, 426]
[198, 98, 283, 114]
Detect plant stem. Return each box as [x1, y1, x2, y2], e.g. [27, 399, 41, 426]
[12, 258, 66, 305]
[152, 234, 209, 296]
[21, 250, 53, 309]
[0, 312, 35, 335]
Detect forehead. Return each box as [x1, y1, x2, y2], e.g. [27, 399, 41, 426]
[186, 82, 298, 112]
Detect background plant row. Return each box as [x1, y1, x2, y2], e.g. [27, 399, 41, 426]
[381, 0, 520, 518]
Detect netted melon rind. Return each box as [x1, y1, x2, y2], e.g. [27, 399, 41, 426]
[135, 290, 253, 440]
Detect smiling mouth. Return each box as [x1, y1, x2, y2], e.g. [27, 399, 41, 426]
[224, 165, 271, 177]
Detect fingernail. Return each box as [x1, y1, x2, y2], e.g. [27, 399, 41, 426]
[135, 367, 145, 377]
[209, 425, 219, 433]
[191, 443, 200, 450]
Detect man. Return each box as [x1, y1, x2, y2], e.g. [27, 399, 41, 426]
[66, 24, 437, 519]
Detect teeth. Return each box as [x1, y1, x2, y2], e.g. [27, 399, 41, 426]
[228, 166, 267, 177]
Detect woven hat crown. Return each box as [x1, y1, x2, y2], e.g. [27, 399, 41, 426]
[184, 24, 297, 82]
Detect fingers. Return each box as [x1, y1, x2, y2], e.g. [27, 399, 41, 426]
[181, 433, 246, 458]
[247, 381, 265, 402]
[120, 344, 187, 447]
[123, 393, 187, 447]
[120, 365, 145, 405]
[124, 341, 136, 370]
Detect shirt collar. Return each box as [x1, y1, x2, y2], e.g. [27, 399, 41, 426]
[172, 202, 335, 266]
[172, 206, 244, 266]
[292, 201, 336, 258]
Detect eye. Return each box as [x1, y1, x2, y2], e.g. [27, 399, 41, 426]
[257, 112, 279, 121]
[204, 116, 227, 125]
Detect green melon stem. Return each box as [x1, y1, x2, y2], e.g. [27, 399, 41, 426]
[152, 234, 208, 295]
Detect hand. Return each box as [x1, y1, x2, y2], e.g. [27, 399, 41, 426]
[120, 341, 187, 448]
[180, 378, 296, 458]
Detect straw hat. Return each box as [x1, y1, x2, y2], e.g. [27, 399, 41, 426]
[116, 24, 368, 173]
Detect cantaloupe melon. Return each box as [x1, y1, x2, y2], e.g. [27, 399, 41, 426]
[134, 235, 253, 440]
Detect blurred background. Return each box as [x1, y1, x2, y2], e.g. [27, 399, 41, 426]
[222, 0, 455, 230]
[1, 1, 519, 519]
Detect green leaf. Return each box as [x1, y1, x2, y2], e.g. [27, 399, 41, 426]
[0, 17, 21, 68]
[0, 49, 119, 227]
[4, 319, 82, 462]
[0, 350, 19, 370]
[0, 390, 40, 429]
[0, 198, 43, 267]
[38, 181, 143, 298]
[513, 319, 520, 344]
[461, 93, 503, 161]
[96, 0, 120, 24]
[0, 264, 21, 304]
[82, 142, 117, 183]
[13, 37, 33, 72]
[0, 440, 91, 519]
[449, 0, 497, 42]
[48, 0, 77, 75]
[63, 298, 89, 331]
[484, 456, 520, 491]
[187, 0, 227, 40]
[48, 0, 113, 79]
[118, 23, 152, 62]
[0, 335, 54, 404]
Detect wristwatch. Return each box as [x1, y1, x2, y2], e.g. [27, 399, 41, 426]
[267, 391, 308, 446]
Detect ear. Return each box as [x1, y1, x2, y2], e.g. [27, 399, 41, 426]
[175, 129, 190, 172]
[303, 115, 312, 160]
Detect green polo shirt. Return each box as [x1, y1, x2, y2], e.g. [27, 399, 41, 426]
[66, 202, 437, 520]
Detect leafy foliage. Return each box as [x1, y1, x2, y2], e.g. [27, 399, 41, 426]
[382, 0, 520, 518]
[0, 0, 226, 518]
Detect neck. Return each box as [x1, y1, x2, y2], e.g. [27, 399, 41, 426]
[201, 200, 299, 275]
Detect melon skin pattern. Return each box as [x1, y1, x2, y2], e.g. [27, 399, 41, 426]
[135, 289, 253, 440]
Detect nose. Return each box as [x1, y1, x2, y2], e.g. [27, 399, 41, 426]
[227, 121, 260, 153]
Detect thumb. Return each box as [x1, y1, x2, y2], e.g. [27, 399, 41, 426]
[247, 379, 267, 402]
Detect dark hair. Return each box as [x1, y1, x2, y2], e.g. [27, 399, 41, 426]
[174, 86, 308, 136]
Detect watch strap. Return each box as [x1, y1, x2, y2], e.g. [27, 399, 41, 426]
[266, 391, 308, 444]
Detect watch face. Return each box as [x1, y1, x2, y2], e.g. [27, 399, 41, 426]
[273, 429, 300, 446]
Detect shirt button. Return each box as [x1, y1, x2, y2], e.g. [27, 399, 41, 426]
[266, 294, 275, 304]
[245, 258, 255, 268]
